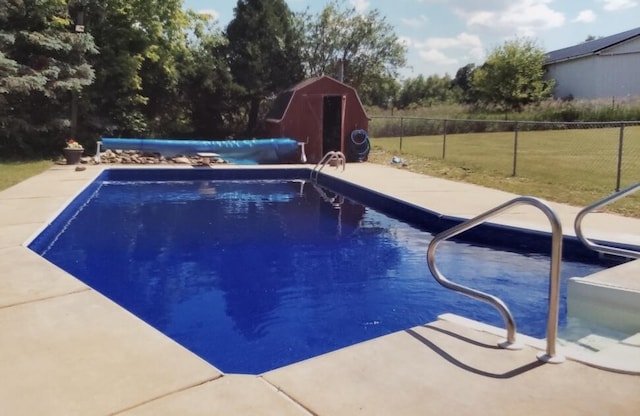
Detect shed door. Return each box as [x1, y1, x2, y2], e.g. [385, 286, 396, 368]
[322, 96, 343, 153]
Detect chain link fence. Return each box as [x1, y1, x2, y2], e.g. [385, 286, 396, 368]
[369, 116, 640, 193]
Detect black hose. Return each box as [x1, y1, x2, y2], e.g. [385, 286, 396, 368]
[349, 129, 370, 161]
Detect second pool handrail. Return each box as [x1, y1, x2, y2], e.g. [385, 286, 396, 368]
[574, 182, 640, 259]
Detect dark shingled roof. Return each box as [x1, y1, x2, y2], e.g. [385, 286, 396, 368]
[264, 77, 328, 120]
[265, 75, 359, 120]
[265, 90, 293, 120]
[546, 26, 640, 64]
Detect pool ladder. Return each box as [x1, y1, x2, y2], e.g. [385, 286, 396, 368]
[574, 182, 640, 259]
[426, 196, 565, 363]
[310, 151, 346, 183]
[312, 183, 344, 209]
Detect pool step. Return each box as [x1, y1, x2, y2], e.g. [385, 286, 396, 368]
[567, 259, 640, 334]
[572, 333, 620, 352]
[562, 332, 640, 374]
[440, 314, 640, 374]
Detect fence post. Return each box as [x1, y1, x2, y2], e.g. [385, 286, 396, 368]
[512, 121, 519, 177]
[616, 123, 625, 192]
[399, 117, 404, 151]
[442, 119, 448, 159]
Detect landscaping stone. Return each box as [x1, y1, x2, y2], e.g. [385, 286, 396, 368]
[60, 149, 228, 166]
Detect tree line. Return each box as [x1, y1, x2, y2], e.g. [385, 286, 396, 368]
[0, 0, 551, 158]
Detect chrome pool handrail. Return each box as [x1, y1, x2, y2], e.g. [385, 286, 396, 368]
[310, 151, 346, 182]
[426, 196, 565, 363]
[574, 182, 640, 259]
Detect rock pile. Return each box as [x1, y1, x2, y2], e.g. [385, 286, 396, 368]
[72, 149, 228, 166]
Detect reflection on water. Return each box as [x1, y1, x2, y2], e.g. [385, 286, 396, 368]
[29, 179, 606, 374]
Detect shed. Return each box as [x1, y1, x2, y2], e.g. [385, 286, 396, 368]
[262, 75, 369, 164]
[544, 26, 640, 100]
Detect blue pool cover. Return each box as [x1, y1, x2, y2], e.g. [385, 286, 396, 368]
[101, 137, 300, 164]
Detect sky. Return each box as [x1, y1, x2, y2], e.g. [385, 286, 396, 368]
[183, 0, 640, 79]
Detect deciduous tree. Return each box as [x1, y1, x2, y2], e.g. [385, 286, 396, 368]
[396, 74, 457, 109]
[297, 0, 406, 104]
[471, 38, 554, 111]
[178, 11, 241, 138]
[80, 0, 191, 138]
[359, 74, 401, 109]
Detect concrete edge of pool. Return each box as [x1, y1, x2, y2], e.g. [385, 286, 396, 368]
[1, 163, 639, 415]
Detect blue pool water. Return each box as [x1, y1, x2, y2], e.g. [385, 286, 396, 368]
[30, 172, 607, 374]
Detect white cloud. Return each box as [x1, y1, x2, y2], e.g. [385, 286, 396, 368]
[414, 32, 485, 66]
[573, 10, 597, 23]
[418, 48, 458, 65]
[197, 9, 219, 20]
[400, 15, 429, 29]
[464, 10, 495, 27]
[458, 0, 566, 36]
[350, 0, 371, 13]
[424, 33, 483, 52]
[600, 0, 638, 11]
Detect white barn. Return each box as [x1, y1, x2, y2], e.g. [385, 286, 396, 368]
[544, 27, 640, 100]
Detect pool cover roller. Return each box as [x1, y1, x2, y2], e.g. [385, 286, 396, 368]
[100, 137, 300, 164]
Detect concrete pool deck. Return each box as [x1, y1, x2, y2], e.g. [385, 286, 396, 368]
[1, 163, 639, 415]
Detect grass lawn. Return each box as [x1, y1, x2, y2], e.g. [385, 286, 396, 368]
[0, 160, 54, 192]
[2, 140, 638, 218]
[369, 126, 640, 218]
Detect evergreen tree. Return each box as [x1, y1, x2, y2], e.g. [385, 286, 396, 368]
[452, 63, 479, 105]
[226, 0, 304, 134]
[0, 0, 96, 157]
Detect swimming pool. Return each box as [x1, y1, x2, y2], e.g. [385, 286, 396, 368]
[29, 168, 614, 374]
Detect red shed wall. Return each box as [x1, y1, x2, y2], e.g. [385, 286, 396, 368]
[264, 77, 368, 163]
